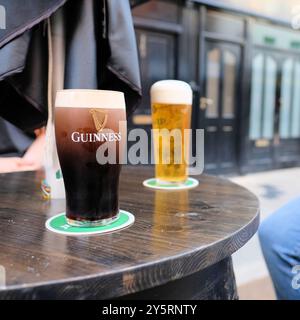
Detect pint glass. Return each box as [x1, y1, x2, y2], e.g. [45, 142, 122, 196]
[151, 80, 192, 184]
[55, 89, 126, 226]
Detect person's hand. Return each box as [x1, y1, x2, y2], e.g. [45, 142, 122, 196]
[22, 131, 45, 171]
[0, 128, 45, 173]
[0, 157, 36, 173]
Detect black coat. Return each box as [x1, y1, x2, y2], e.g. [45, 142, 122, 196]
[0, 0, 142, 131]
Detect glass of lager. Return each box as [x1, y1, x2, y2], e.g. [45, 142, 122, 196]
[151, 80, 192, 185]
[55, 89, 126, 227]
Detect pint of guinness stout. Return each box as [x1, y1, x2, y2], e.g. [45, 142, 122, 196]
[150, 80, 192, 184]
[55, 90, 126, 227]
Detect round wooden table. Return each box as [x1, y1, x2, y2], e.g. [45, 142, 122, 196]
[0, 166, 259, 300]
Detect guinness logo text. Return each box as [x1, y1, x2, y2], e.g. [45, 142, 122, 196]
[71, 131, 122, 143]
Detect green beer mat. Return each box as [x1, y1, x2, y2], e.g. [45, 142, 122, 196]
[143, 177, 199, 190]
[45, 210, 135, 236]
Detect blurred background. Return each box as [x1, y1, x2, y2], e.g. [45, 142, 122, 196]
[129, 0, 300, 299]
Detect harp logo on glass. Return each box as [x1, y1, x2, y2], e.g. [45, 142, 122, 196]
[71, 110, 122, 143]
[0, 5, 6, 30]
[90, 109, 108, 132]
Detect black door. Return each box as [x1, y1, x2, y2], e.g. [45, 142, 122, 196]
[128, 29, 177, 162]
[129, 29, 176, 125]
[134, 29, 176, 118]
[200, 41, 241, 172]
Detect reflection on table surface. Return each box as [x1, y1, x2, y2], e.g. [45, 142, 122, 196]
[0, 265, 5, 289]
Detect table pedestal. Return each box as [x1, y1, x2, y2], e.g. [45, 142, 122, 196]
[119, 257, 237, 300]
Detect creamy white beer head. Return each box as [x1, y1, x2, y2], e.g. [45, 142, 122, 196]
[150, 80, 193, 105]
[55, 89, 125, 109]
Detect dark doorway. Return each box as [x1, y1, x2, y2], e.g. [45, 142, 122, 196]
[200, 40, 241, 172]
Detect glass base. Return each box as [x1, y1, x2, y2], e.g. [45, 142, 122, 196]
[66, 212, 120, 227]
[143, 177, 199, 190]
[156, 178, 187, 186]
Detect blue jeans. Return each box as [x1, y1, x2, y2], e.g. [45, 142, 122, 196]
[259, 197, 300, 300]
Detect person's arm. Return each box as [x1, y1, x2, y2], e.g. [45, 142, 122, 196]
[0, 128, 45, 173]
[21, 127, 45, 170]
[0, 157, 34, 173]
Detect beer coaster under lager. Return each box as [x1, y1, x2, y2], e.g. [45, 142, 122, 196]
[45, 210, 134, 236]
[143, 177, 199, 190]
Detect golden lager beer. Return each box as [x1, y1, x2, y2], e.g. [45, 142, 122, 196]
[151, 80, 192, 184]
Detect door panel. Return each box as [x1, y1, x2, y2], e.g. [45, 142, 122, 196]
[262, 56, 277, 139]
[222, 50, 236, 119]
[248, 49, 300, 167]
[248, 50, 278, 165]
[279, 58, 293, 138]
[206, 48, 220, 119]
[249, 53, 264, 140]
[291, 61, 300, 138]
[202, 41, 241, 172]
[277, 56, 300, 163]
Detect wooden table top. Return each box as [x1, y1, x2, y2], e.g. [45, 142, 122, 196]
[0, 166, 259, 299]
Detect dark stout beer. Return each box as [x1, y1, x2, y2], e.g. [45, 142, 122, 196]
[55, 90, 126, 226]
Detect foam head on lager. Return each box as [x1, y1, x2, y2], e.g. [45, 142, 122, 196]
[55, 89, 126, 227]
[150, 80, 192, 184]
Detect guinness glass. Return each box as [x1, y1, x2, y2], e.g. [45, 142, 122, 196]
[55, 89, 126, 226]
